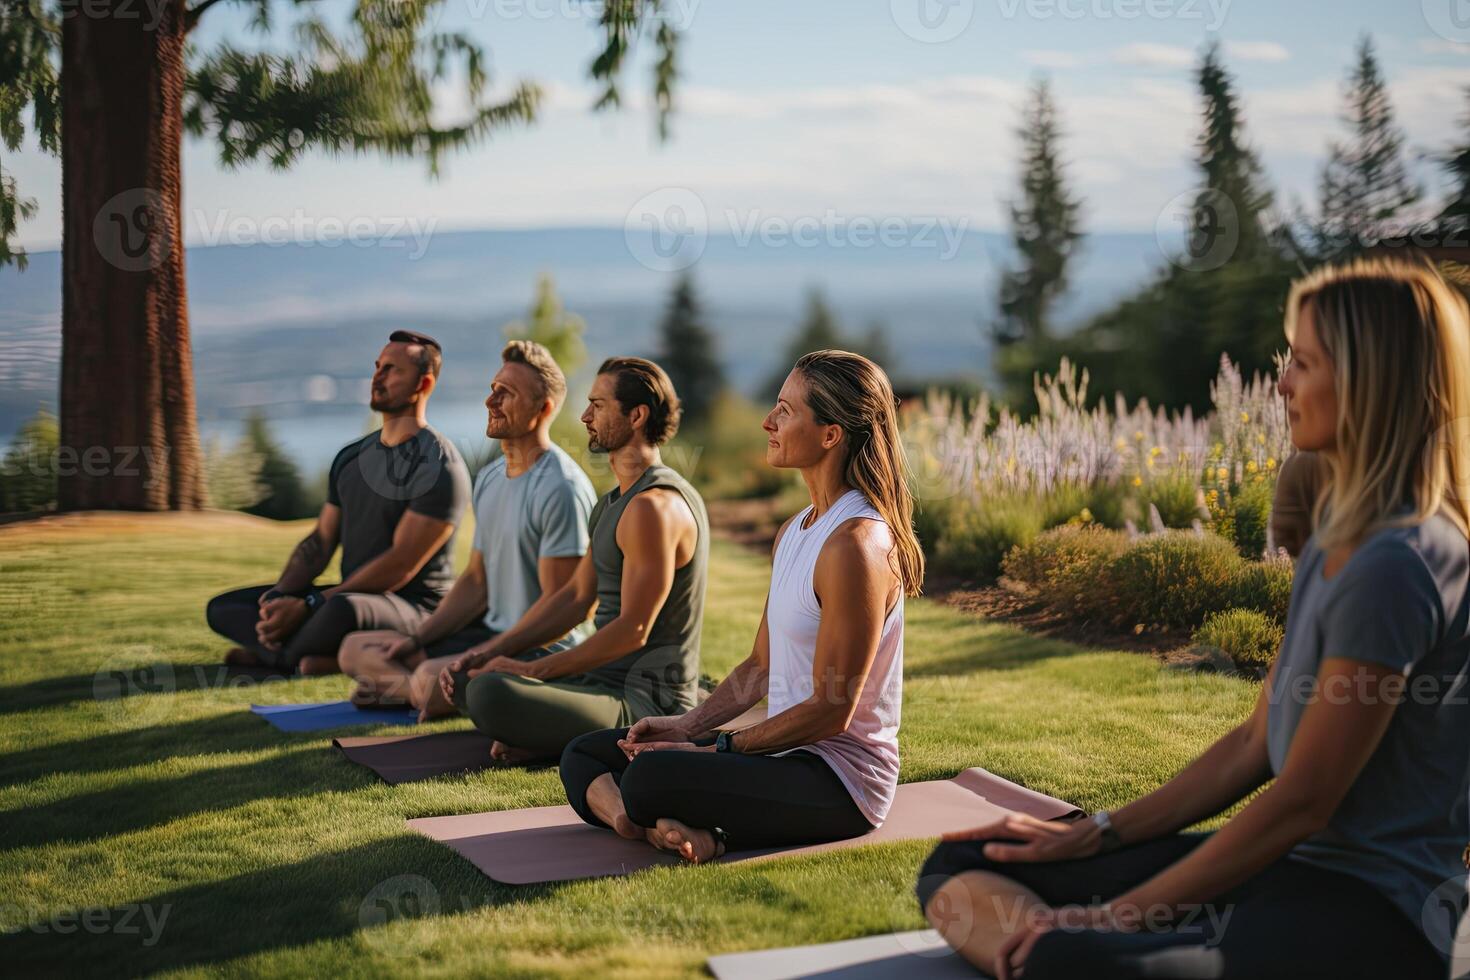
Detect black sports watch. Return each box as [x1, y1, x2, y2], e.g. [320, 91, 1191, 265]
[301, 590, 324, 613]
[714, 730, 739, 753]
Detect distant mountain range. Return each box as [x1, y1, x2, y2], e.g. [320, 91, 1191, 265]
[0, 226, 1175, 468]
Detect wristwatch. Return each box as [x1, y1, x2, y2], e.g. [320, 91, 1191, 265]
[301, 590, 324, 613]
[1091, 810, 1123, 854]
[714, 730, 739, 753]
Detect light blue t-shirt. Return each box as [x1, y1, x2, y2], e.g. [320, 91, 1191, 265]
[472, 444, 597, 641]
[1267, 509, 1470, 963]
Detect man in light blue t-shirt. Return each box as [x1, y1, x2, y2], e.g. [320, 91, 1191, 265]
[340, 340, 597, 719]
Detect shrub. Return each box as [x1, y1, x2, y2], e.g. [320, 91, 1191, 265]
[1227, 555, 1294, 624]
[1230, 478, 1275, 557]
[935, 497, 1045, 582]
[1083, 481, 1131, 529]
[1040, 484, 1090, 530]
[1193, 607, 1284, 674]
[1104, 530, 1246, 630]
[0, 407, 59, 512]
[1004, 524, 1131, 621]
[1144, 471, 1205, 529]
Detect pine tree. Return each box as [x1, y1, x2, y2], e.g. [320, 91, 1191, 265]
[1436, 87, 1470, 235]
[1191, 41, 1274, 265]
[0, 0, 680, 510]
[765, 290, 844, 400]
[503, 274, 588, 379]
[241, 412, 309, 520]
[656, 274, 723, 427]
[992, 78, 1083, 350]
[1318, 35, 1421, 257]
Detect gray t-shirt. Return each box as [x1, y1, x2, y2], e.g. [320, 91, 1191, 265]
[473, 444, 597, 639]
[1268, 510, 1470, 962]
[326, 426, 471, 608]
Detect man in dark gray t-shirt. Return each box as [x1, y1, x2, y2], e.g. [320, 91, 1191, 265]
[205, 331, 470, 674]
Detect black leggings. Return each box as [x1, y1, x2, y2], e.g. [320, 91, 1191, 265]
[916, 832, 1447, 979]
[205, 584, 430, 671]
[560, 727, 873, 850]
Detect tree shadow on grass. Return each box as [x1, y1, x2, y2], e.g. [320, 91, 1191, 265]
[904, 624, 1095, 678]
[2, 710, 322, 788]
[2, 836, 515, 976]
[4, 745, 368, 851]
[0, 662, 292, 716]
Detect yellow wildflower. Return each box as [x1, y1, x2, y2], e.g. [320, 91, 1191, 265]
[1266, 457, 1277, 470]
[1240, 411, 1250, 423]
[1216, 466, 1228, 482]
[1246, 460, 1258, 474]
[1132, 476, 1143, 487]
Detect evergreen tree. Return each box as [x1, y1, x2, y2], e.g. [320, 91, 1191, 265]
[503, 274, 588, 379]
[1191, 41, 1274, 265]
[992, 78, 1083, 349]
[656, 274, 723, 427]
[0, 1, 680, 510]
[1435, 87, 1470, 235]
[764, 290, 844, 400]
[241, 412, 309, 521]
[0, 407, 60, 512]
[854, 321, 894, 375]
[1318, 35, 1421, 257]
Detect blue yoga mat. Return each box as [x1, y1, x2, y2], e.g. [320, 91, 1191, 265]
[250, 700, 418, 732]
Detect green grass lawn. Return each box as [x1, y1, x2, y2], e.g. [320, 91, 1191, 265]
[0, 512, 1259, 977]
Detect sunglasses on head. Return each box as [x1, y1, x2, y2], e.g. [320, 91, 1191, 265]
[389, 330, 442, 351]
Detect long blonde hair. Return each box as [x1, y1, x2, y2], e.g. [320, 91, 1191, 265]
[1284, 257, 1470, 550]
[794, 350, 925, 596]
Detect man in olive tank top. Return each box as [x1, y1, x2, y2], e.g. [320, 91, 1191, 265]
[439, 357, 708, 762]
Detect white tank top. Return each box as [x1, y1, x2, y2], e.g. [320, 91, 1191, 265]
[766, 489, 904, 826]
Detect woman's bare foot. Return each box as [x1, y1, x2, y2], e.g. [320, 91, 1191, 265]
[654, 818, 723, 864]
[586, 773, 645, 840]
[223, 646, 264, 667]
[349, 683, 406, 709]
[489, 741, 544, 765]
[296, 655, 340, 676]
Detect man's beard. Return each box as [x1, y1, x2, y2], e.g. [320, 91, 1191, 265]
[587, 423, 630, 455]
[371, 391, 411, 413]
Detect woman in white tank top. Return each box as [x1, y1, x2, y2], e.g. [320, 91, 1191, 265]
[560, 350, 926, 864]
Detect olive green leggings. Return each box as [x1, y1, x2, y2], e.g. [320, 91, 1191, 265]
[450, 666, 634, 757]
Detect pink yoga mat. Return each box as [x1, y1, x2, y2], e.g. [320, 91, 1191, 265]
[408, 766, 1083, 885]
[337, 705, 771, 784]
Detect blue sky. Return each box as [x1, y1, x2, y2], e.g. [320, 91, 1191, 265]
[7, 0, 1468, 250]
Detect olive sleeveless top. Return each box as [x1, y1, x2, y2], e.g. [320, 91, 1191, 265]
[584, 463, 709, 718]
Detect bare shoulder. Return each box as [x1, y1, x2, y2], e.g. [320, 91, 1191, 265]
[819, 517, 895, 572]
[623, 487, 695, 533]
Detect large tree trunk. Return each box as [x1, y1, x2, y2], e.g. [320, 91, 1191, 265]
[59, 0, 205, 510]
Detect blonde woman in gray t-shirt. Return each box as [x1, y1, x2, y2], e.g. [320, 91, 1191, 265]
[919, 259, 1470, 979]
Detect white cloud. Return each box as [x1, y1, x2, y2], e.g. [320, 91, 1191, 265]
[1225, 41, 1290, 63]
[1110, 43, 1194, 69]
[1021, 49, 1082, 69]
[1421, 39, 1470, 57]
